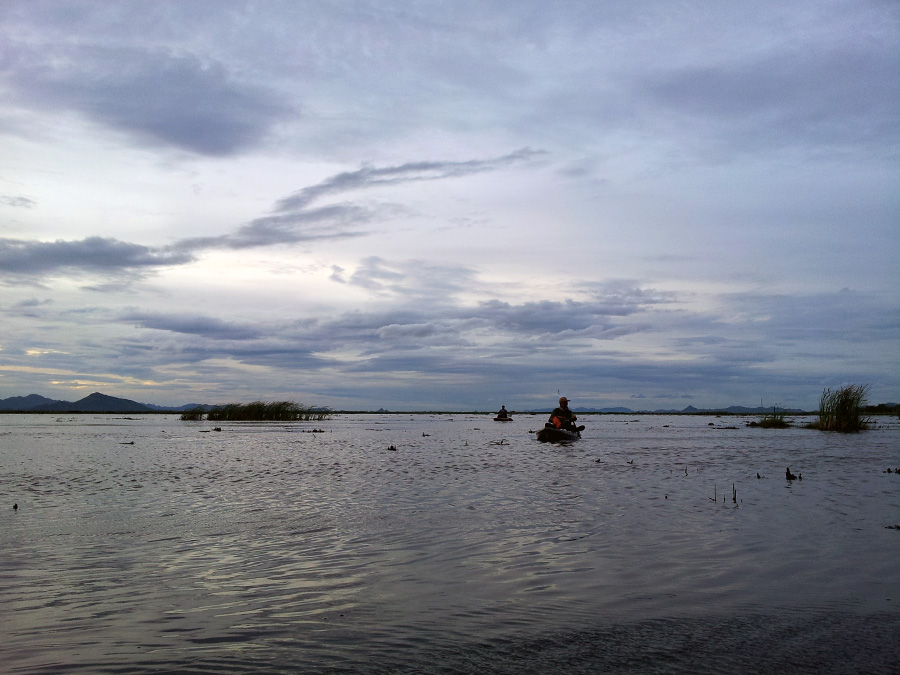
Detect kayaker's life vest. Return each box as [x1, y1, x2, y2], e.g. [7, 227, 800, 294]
[551, 416, 562, 429]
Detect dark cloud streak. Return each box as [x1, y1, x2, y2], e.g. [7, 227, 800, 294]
[3, 43, 293, 155]
[0, 236, 194, 280]
[1, 149, 540, 280]
[274, 148, 545, 212]
[120, 310, 264, 341]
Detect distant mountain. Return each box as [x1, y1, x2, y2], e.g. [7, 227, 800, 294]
[0, 394, 66, 410]
[528, 404, 811, 414]
[0, 392, 184, 413]
[31, 392, 155, 413]
[647, 405, 808, 414]
[0, 392, 823, 415]
[142, 402, 210, 412]
[712, 405, 808, 414]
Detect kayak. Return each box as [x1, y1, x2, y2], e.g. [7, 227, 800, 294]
[535, 425, 582, 442]
[494, 416, 513, 422]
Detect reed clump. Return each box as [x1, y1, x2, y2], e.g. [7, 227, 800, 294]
[749, 406, 790, 428]
[183, 401, 329, 422]
[807, 385, 870, 432]
[180, 407, 205, 421]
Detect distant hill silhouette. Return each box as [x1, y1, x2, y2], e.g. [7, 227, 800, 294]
[1, 392, 881, 415]
[0, 392, 188, 413]
[526, 405, 811, 414]
[0, 394, 64, 410]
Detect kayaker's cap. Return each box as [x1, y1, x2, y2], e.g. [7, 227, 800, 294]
[559, 396, 569, 404]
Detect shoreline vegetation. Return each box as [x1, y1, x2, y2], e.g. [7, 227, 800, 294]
[181, 401, 330, 422]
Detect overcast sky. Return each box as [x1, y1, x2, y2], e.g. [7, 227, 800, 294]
[1, 0, 897, 411]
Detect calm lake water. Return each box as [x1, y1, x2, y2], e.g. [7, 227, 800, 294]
[2, 413, 899, 673]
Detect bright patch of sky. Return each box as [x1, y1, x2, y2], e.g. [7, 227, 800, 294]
[1, 0, 897, 410]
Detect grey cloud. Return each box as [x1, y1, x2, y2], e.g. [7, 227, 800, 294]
[116, 291, 653, 376]
[173, 204, 371, 253]
[643, 45, 900, 154]
[348, 257, 406, 291]
[279, 285, 663, 358]
[275, 148, 544, 212]
[329, 265, 347, 283]
[721, 290, 900, 344]
[174, 150, 540, 253]
[478, 299, 594, 333]
[13, 297, 51, 308]
[6, 296, 53, 318]
[120, 311, 263, 341]
[376, 323, 438, 339]
[0, 195, 36, 208]
[0, 236, 194, 280]
[3, 149, 536, 280]
[3, 43, 292, 155]
[477, 285, 670, 335]
[229, 204, 371, 249]
[347, 257, 476, 298]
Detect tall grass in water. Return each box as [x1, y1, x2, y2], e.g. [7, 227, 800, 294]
[183, 401, 329, 422]
[180, 407, 205, 421]
[750, 406, 790, 428]
[809, 385, 870, 432]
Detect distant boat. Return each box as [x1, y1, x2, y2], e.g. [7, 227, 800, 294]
[494, 416, 513, 422]
[535, 425, 582, 442]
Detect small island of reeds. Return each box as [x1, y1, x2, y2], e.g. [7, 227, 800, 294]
[806, 384, 870, 432]
[747, 406, 790, 428]
[181, 401, 329, 422]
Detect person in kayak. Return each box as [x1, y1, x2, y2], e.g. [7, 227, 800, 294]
[549, 396, 581, 431]
[496, 405, 509, 419]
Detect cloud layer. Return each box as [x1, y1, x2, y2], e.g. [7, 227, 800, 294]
[0, 1, 897, 410]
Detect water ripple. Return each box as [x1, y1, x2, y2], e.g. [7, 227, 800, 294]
[1, 414, 898, 673]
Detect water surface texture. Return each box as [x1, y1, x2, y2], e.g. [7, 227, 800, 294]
[2, 414, 899, 673]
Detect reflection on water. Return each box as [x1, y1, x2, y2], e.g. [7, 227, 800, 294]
[2, 413, 899, 673]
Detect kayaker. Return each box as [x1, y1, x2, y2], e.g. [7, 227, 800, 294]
[496, 405, 509, 419]
[549, 396, 578, 431]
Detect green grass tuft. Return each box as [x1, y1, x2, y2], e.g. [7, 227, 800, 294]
[748, 406, 790, 428]
[747, 406, 791, 429]
[806, 384, 870, 432]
